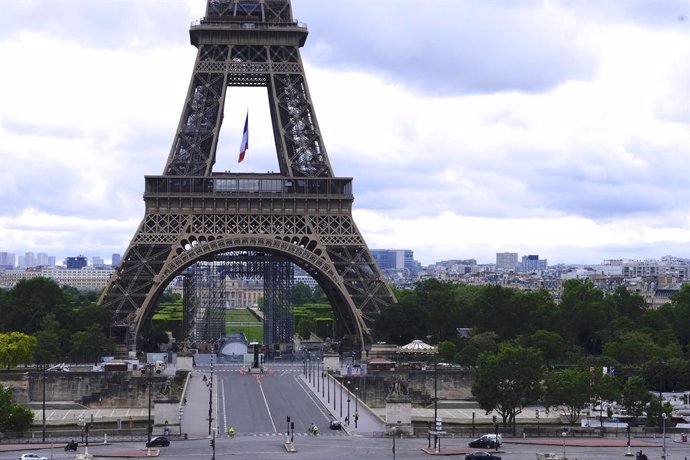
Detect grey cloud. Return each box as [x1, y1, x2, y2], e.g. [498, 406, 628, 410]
[0, 1, 192, 49]
[298, 0, 598, 95]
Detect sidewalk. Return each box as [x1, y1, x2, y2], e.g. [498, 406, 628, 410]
[299, 371, 387, 435]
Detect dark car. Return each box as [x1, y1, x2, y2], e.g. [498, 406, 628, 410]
[329, 420, 342, 430]
[468, 438, 499, 448]
[465, 452, 502, 460]
[146, 436, 170, 447]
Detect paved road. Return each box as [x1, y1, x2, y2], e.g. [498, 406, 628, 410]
[1, 436, 689, 460]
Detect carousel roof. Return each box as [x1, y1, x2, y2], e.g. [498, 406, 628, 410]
[400, 339, 436, 352]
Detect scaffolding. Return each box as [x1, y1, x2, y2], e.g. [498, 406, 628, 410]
[182, 251, 294, 351]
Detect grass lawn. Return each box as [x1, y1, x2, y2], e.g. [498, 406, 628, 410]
[226, 308, 263, 342]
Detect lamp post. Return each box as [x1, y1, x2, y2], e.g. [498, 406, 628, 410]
[308, 352, 312, 384]
[339, 378, 343, 418]
[205, 354, 214, 436]
[433, 358, 438, 449]
[178, 406, 183, 436]
[327, 368, 330, 404]
[142, 362, 153, 449]
[346, 380, 351, 425]
[562, 430, 567, 460]
[42, 365, 47, 443]
[355, 387, 359, 428]
[662, 412, 667, 459]
[536, 409, 540, 437]
[392, 426, 396, 460]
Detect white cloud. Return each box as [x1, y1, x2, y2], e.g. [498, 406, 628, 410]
[0, 0, 687, 267]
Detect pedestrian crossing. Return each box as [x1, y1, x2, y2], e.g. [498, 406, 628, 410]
[222, 431, 347, 438]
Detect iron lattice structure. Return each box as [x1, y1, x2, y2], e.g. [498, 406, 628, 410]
[98, 0, 396, 354]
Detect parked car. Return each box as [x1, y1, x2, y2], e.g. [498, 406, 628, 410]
[145, 436, 170, 447]
[468, 433, 501, 448]
[47, 363, 69, 372]
[465, 452, 502, 460]
[20, 454, 49, 460]
[329, 420, 342, 430]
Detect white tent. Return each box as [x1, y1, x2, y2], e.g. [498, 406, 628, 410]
[400, 339, 436, 353]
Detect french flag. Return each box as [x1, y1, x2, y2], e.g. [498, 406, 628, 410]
[238, 111, 248, 163]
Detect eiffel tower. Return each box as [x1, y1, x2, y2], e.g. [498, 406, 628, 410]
[98, 0, 396, 355]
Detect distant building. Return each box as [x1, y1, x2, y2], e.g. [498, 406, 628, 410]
[0, 267, 114, 290]
[496, 252, 518, 271]
[111, 253, 121, 268]
[65, 255, 88, 269]
[0, 252, 15, 269]
[519, 255, 547, 273]
[24, 252, 36, 268]
[36, 253, 50, 267]
[92, 256, 105, 268]
[371, 249, 417, 274]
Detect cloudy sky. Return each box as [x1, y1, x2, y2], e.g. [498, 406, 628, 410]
[0, 0, 688, 267]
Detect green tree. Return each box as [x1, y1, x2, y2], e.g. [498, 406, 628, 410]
[415, 279, 462, 342]
[437, 340, 457, 363]
[291, 283, 313, 306]
[621, 376, 652, 425]
[0, 332, 37, 369]
[558, 280, 613, 355]
[603, 331, 680, 365]
[373, 299, 429, 345]
[457, 344, 480, 367]
[69, 324, 115, 363]
[669, 284, 690, 349]
[589, 371, 621, 427]
[519, 330, 566, 367]
[34, 314, 65, 364]
[1, 277, 69, 334]
[472, 344, 544, 433]
[542, 368, 591, 426]
[0, 385, 34, 432]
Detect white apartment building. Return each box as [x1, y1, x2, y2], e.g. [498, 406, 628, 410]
[0, 267, 114, 290]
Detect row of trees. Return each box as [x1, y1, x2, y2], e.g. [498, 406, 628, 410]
[0, 278, 115, 364]
[374, 279, 690, 430]
[375, 279, 690, 371]
[472, 342, 672, 432]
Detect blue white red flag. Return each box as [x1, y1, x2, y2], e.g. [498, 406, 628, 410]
[238, 112, 248, 163]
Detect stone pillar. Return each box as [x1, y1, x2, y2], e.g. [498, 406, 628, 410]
[385, 378, 413, 435]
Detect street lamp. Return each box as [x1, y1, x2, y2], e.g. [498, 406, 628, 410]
[204, 354, 215, 436]
[339, 378, 343, 418]
[662, 412, 667, 459]
[433, 358, 438, 449]
[562, 430, 567, 460]
[42, 366, 47, 443]
[355, 387, 359, 428]
[140, 363, 154, 448]
[346, 380, 351, 425]
[536, 409, 540, 437]
[392, 426, 396, 460]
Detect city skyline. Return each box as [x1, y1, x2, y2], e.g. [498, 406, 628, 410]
[0, 247, 685, 270]
[0, 1, 688, 266]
